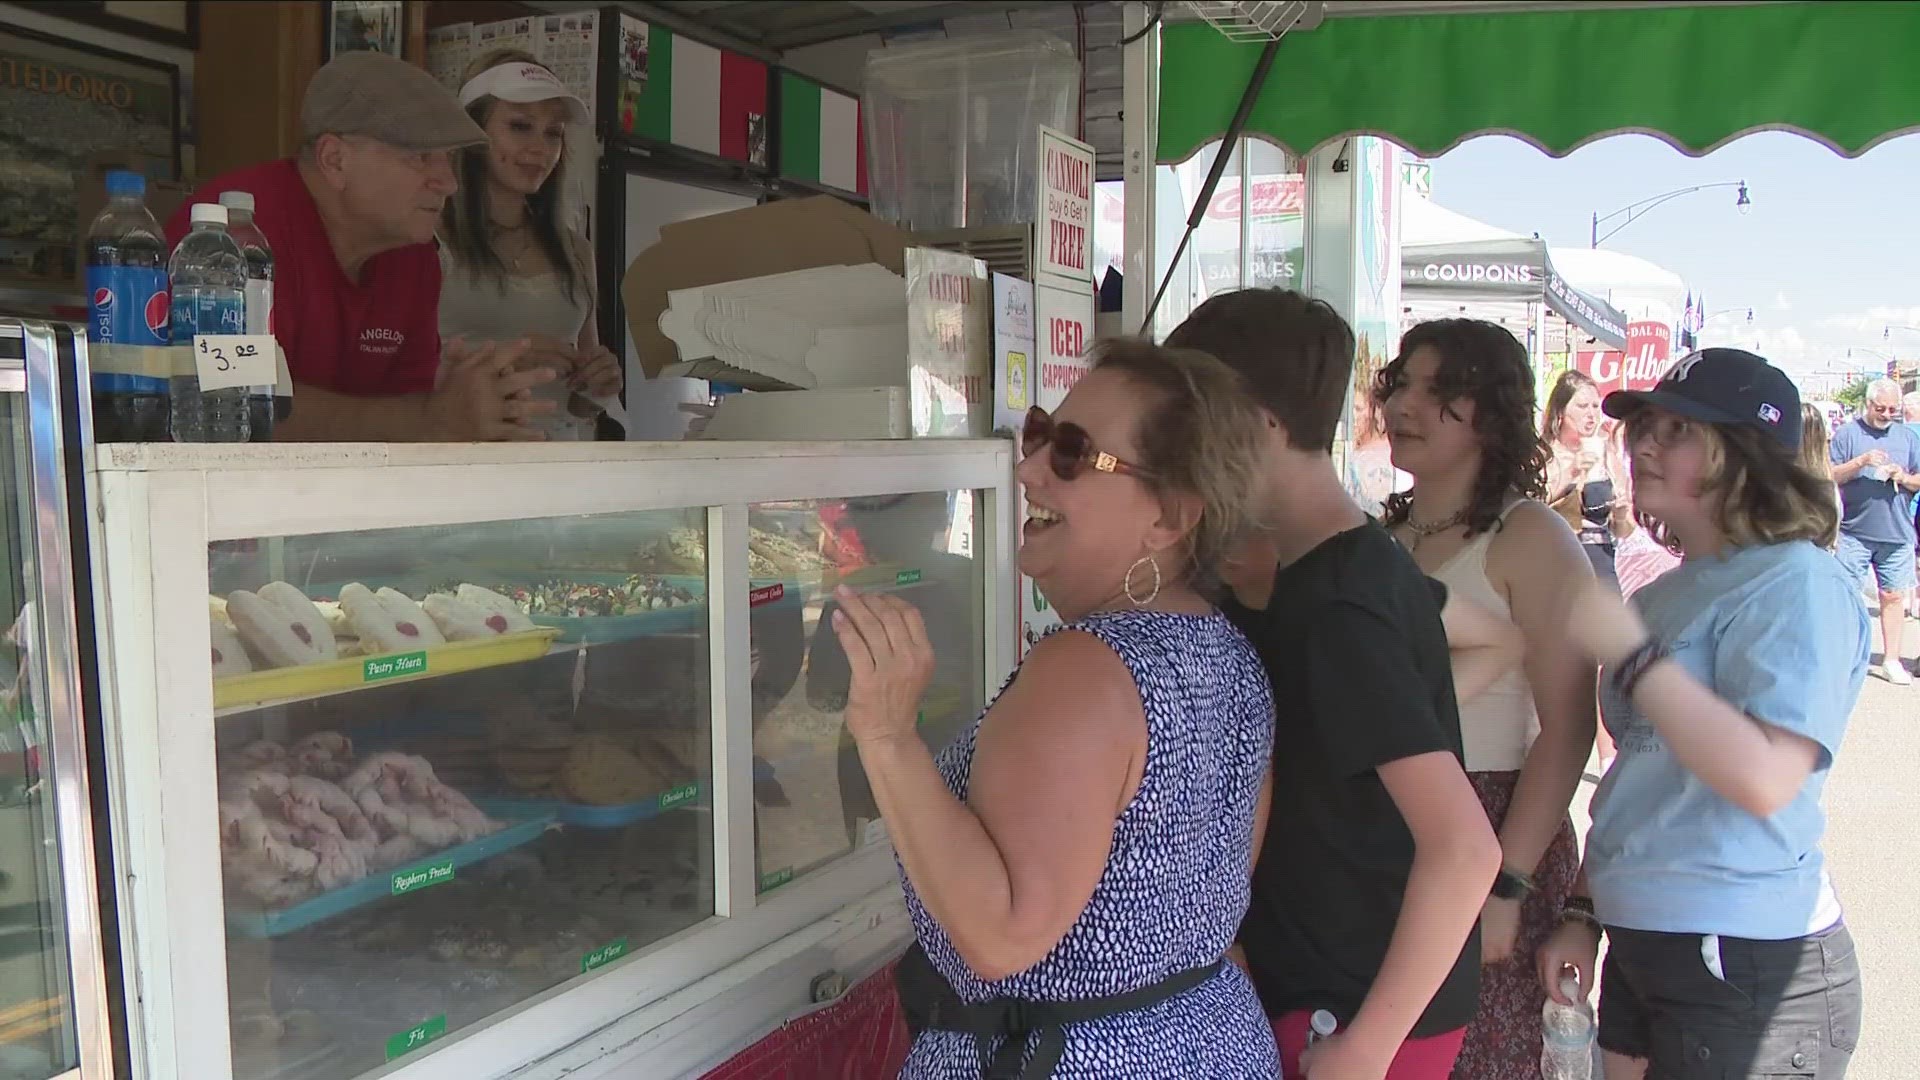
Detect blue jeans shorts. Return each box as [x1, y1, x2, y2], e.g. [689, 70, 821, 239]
[1836, 532, 1916, 593]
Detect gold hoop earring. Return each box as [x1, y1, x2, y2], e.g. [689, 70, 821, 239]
[1123, 556, 1162, 607]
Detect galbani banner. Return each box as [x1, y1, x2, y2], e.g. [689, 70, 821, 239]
[1576, 321, 1673, 393]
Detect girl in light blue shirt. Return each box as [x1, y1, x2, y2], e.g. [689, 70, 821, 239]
[1537, 348, 1869, 1080]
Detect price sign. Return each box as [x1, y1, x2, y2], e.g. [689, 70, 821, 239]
[192, 335, 277, 392]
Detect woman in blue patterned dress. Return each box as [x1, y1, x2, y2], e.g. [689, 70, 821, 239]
[830, 340, 1280, 1079]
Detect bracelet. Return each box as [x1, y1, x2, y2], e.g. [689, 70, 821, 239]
[1559, 907, 1604, 934]
[1558, 896, 1603, 933]
[1610, 638, 1671, 699]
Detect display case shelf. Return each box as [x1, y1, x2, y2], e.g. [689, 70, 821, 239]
[213, 630, 566, 715]
[225, 813, 558, 940]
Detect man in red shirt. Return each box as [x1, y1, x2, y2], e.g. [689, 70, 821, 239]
[168, 51, 558, 441]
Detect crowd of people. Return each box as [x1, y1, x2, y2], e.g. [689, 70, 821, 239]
[827, 290, 1870, 1080]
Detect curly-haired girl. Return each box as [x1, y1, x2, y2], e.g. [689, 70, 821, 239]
[1375, 319, 1599, 1080]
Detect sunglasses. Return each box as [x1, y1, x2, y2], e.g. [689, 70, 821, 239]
[1021, 406, 1156, 481]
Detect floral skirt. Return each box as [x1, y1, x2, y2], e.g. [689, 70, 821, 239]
[1451, 770, 1581, 1080]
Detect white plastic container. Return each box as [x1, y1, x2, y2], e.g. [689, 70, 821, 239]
[862, 33, 1080, 230]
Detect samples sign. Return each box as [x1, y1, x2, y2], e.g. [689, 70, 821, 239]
[1035, 126, 1095, 288]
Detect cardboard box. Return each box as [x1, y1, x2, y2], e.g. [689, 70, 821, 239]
[622, 196, 914, 379]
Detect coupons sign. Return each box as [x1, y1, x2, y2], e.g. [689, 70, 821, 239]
[1035, 126, 1095, 289]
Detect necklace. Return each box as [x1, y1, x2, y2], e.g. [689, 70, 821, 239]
[1403, 507, 1467, 552]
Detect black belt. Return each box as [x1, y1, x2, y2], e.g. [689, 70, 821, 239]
[896, 941, 1224, 1079]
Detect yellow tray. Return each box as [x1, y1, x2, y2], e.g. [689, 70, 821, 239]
[213, 629, 563, 711]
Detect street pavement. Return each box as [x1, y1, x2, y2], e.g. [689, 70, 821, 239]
[1821, 616, 1916, 1079]
[1566, 608, 1915, 1077]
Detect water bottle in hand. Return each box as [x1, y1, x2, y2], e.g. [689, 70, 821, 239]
[1541, 974, 1594, 1080]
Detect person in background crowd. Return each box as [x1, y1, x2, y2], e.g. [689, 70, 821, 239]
[1168, 290, 1501, 1080]
[168, 51, 554, 441]
[1829, 378, 1920, 684]
[1543, 369, 1625, 592]
[438, 51, 622, 440]
[1610, 419, 1683, 599]
[1374, 320, 1597, 1080]
[1539, 348, 1867, 1080]
[832, 341, 1281, 1077]
[1801, 402, 1843, 523]
[1907, 391, 1920, 619]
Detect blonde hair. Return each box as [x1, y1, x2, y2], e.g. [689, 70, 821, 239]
[1798, 403, 1832, 481]
[1632, 415, 1839, 553]
[1088, 339, 1269, 591]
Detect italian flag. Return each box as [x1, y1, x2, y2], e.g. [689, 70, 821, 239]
[779, 72, 866, 194]
[629, 26, 768, 162]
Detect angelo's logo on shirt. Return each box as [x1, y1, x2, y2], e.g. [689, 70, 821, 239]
[359, 327, 405, 356]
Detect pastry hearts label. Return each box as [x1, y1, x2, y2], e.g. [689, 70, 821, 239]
[364, 651, 428, 683]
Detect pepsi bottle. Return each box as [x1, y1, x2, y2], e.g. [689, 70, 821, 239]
[83, 170, 172, 442]
[167, 204, 250, 442]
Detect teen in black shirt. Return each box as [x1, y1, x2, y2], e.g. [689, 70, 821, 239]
[1170, 290, 1501, 1080]
[1223, 524, 1480, 1039]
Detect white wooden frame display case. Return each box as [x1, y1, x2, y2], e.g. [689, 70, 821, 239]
[86, 440, 1015, 1080]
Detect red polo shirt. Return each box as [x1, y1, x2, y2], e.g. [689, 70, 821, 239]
[165, 160, 442, 396]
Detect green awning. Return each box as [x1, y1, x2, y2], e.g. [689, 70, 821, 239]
[1158, 2, 1920, 163]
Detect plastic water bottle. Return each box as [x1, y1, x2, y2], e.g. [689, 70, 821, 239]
[1306, 1009, 1338, 1048]
[218, 191, 281, 441]
[167, 204, 250, 443]
[83, 170, 172, 442]
[1541, 975, 1595, 1080]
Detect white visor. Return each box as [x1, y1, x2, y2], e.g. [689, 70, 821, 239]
[459, 62, 588, 124]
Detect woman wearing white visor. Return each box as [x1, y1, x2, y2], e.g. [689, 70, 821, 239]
[439, 51, 621, 440]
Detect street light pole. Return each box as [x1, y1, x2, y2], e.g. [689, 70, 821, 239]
[1591, 181, 1752, 247]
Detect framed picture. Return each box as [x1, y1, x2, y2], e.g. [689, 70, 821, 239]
[0, 23, 180, 291]
[18, 2, 199, 50]
[325, 0, 405, 62]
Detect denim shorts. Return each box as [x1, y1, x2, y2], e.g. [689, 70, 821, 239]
[1597, 922, 1861, 1079]
[1836, 531, 1917, 592]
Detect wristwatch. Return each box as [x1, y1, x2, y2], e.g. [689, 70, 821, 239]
[1490, 867, 1534, 901]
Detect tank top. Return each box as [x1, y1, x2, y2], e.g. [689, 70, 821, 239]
[1427, 499, 1540, 772]
[436, 236, 595, 441]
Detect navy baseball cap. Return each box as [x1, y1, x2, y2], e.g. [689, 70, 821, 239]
[1602, 347, 1801, 451]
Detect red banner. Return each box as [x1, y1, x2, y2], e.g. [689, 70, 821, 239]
[1575, 321, 1674, 393]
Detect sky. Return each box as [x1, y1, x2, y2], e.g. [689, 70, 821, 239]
[1428, 131, 1920, 388]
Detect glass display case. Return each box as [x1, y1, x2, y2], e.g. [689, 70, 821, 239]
[89, 440, 1014, 1080]
[0, 322, 116, 1080]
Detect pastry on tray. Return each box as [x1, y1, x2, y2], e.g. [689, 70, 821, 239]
[226, 582, 339, 669]
[338, 583, 447, 653]
[453, 584, 537, 632]
[211, 613, 253, 677]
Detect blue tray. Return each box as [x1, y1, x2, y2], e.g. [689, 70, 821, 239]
[225, 813, 555, 939]
[477, 779, 707, 829]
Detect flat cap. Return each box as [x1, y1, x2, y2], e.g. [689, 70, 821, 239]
[302, 50, 487, 151]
